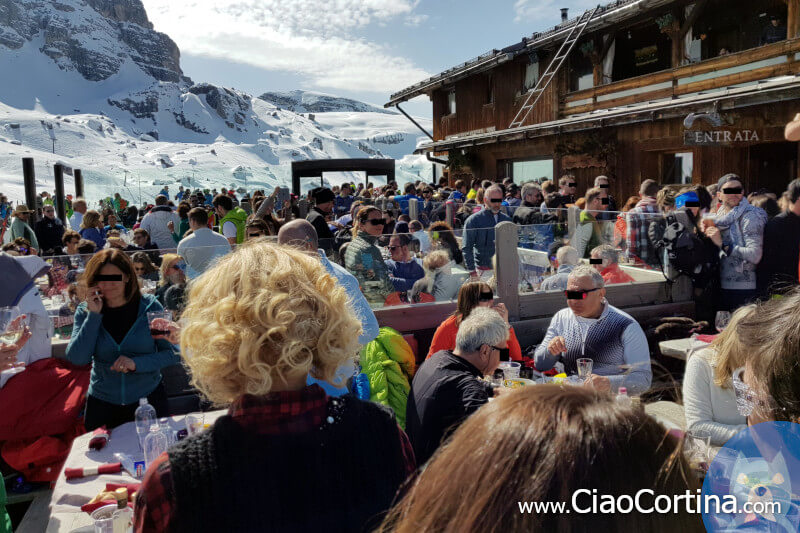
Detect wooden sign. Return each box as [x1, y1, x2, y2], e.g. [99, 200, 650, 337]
[684, 129, 762, 146]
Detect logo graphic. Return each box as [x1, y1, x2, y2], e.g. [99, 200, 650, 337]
[702, 421, 800, 531]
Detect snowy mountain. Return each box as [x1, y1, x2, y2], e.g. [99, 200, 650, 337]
[0, 0, 433, 204]
[258, 90, 395, 115]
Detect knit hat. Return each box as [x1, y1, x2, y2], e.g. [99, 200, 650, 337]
[675, 191, 699, 209]
[311, 187, 335, 204]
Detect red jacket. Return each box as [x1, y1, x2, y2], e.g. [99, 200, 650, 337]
[426, 314, 523, 361]
[601, 263, 635, 284]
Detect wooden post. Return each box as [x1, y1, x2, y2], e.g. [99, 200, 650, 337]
[22, 158, 37, 217]
[54, 163, 66, 226]
[789, 0, 800, 40]
[495, 221, 520, 322]
[409, 198, 419, 221]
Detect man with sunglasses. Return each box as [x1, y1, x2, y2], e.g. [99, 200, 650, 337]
[406, 307, 509, 464]
[534, 266, 651, 395]
[34, 204, 65, 255]
[462, 185, 511, 280]
[386, 233, 424, 292]
[703, 173, 767, 311]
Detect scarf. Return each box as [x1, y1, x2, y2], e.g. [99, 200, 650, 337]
[714, 197, 763, 231]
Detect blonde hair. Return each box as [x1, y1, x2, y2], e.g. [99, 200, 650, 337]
[159, 253, 181, 287]
[179, 242, 362, 405]
[708, 304, 756, 388]
[81, 210, 101, 230]
[423, 250, 450, 271]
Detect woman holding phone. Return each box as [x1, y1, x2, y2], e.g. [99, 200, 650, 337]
[66, 249, 179, 430]
[426, 281, 523, 361]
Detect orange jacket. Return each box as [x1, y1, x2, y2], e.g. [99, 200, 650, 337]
[601, 263, 635, 284]
[426, 314, 523, 361]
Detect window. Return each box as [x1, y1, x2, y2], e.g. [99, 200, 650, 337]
[661, 152, 693, 184]
[511, 158, 554, 182]
[486, 74, 494, 104]
[524, 61, 539, 92]
[448, 90, 456, 115]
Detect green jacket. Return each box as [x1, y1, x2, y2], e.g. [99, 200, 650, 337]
[574, 210, 603, 258]
[344, 231, 394, 305]
[360, 327, 416, 429]
[0, 473, 11, 533]
[171, 217, 190, 244]
[219, 207, 248, 244]
[10, 217, 39, 250]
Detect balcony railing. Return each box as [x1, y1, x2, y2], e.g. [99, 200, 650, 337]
[563, 38, 800, 115]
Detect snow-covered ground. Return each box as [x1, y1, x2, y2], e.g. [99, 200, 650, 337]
[0, 0, 435, 205]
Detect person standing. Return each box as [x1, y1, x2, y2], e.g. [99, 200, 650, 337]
[760, 15, 786, 45]
[9, 205, 39, 254]
[703, 174, 767, 311]
[212, 194, 247, 245]
[625, 179, 661, 268]
[34, 204, 65, 255]
[140, 196, 180, 250]
[757, 178, 800, 297]
[177, 208, 232, 279]
[572, 187, 607, 258]
[69, 198, 87, 231]
[462, 185, 511, 280]
[306, 187, 336, 254]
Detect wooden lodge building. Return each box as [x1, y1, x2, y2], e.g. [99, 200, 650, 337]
[386, 0, 800, 200]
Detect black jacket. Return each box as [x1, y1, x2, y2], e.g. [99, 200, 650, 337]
[34, 217, 65, 253]
[757, 211, 800, 297]
[512, 201, 558, 226]
[306, 207, 334, 251]
[406, 350, 492, 465]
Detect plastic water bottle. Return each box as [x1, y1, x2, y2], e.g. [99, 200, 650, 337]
[143, 424, 168, 468]
[134, 398, 156, 451]
[616, 387, 632, 408]
[159, 417, 175, 446]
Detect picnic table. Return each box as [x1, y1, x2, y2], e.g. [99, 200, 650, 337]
[46, 411, 225, 532]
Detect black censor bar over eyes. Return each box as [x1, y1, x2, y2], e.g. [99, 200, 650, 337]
[685, 201, 701, 207]
[95, 274, 123, 281]
[568, 182, 577, 187]
[601, 198, 609, 205]
[565, 288, 600, 300]
[589, 258, 603, 264]
[722, 187, 743, 195]
[598, 184, 609, 189]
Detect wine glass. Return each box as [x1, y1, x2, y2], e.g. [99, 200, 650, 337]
[0, 307, 26, 345]
[715, 311, 731, 333]
[577, 358, 593, 381]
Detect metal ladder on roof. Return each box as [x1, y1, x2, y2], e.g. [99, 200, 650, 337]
[508, 5, 601, 130]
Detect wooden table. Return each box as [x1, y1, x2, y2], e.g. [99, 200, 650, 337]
[658, 337, 709, 361]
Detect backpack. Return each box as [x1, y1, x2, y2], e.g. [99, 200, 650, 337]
[655, 212, 717, 284]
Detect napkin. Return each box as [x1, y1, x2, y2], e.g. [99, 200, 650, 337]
[65, 462, 122, 480]
[88, 426, 110, 451]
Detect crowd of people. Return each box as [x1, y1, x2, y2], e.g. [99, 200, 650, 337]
[1, 168, 799, 531]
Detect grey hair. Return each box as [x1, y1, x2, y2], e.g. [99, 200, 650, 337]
[521, 182, 542, 202]
[485, 184, 503, 197]
[455, 307, 509, 354]
[594, 175, 609, 186]
[556, 245, 579, 266]
[569, 264, 605, 289]
[590, 244, 619, 265]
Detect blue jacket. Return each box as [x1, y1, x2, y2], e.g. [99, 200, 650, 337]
[386, 258, 425, 292]
[79, 227, 106, 249]
[461, 208, 511, 271]
[65, 294, 179, 405]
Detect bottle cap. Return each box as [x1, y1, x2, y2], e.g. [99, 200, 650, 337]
[139, 398, 147, 406]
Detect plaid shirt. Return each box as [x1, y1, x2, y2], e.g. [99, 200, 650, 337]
[133, 385, 416, 533]
[625, 199, 660, 267]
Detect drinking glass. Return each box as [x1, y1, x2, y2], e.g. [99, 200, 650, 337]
[685, 429, 712, 473]
[499, 361, 521, 383]
[576, 358, 593, 380]
[148, 311, 173, 338]
[0, 307, 25, 345]
[185, 412, 205, 436]
[715, 311, 731, 333]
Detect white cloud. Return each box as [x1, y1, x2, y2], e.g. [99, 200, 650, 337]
[513, 0, 599, 24]
[141, 0, 431, 94]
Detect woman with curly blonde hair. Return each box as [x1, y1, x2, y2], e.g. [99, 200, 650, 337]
[133, 243, 415, 533]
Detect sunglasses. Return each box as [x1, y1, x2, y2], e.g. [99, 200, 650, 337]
[722, 187, 743, 195]
[565, 288, 600, 300]
[366, 219, 385, 226]
[19, 247, 29, 254]
[478, 291, 494, 301]
[387, 245, 402, 251]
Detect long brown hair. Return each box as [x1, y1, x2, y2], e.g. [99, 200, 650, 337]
[381, 386, 701, 532]
[353, 206, 381, 237]
[453, 281, 491, 324]
[81, 249, 141, 302]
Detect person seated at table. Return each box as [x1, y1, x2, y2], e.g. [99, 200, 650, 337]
[65, 249, 178, 430]
[538, 245, 579, 292]
[428, 221, 463, 265]
[411, 250, 463, 302]
[155, 253, 187, 317]
[0, 252, 51, 367]
[79, 210, 106, 249]
[427, 281, 523, 361]
[590, 244, 635, 285]
[0, 318, 31, 371]
[103, 213, 127, 234]
[407, 307, 508, 465]
[386, 233, 424, 292]
[62, 229, 81, 256]
[133, 243, 414, 533]
[682, 305, 751, 446]
[344, 206, 395, 305]
[534, 266, 652, 395]
[132, 252, 159, 283]
[382, 386, 701, 532]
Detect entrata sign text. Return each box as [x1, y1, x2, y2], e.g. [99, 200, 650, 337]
[684, 129, 761, 146]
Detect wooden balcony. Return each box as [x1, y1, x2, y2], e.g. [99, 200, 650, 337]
[562, 39, 800, 116]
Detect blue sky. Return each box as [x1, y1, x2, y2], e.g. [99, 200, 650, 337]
[141, 0, 598, 119]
